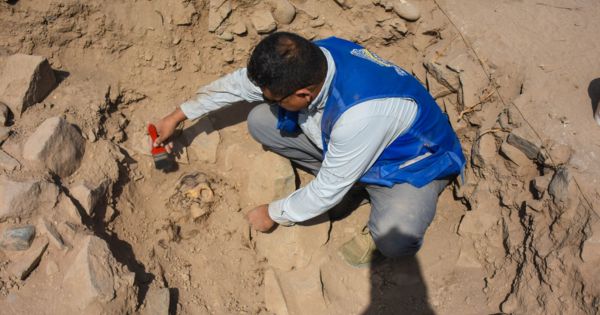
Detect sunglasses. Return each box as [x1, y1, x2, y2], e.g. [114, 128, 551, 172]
[262, 90, 296, 105]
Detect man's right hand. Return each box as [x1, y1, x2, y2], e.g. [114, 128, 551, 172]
[153, 108, 187, 153]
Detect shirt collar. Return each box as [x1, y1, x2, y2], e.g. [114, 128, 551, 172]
[307, 47, 335, 113]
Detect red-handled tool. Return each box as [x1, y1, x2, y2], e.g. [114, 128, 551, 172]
[148, 123, 172, 170]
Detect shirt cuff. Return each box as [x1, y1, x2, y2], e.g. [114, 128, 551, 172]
[268, 199, 295, 226]
[180, 101, 207, 120]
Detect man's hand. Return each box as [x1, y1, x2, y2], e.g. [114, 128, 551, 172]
[153, 108, 187, 153]
[247, 204, 277, 232]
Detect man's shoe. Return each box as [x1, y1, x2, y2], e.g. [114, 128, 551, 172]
[338, 227, 381, 268]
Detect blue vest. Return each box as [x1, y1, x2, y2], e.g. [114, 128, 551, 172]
[278, 37, 465, 188]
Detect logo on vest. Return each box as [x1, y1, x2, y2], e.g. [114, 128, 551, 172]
[350, 48, 409, 77]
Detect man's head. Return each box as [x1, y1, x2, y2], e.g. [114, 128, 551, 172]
[247, 32, 327, 111]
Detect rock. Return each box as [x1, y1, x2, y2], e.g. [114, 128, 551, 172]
[245, 151, 295, 204]
[8, 236, 49, 280]
[457, 210, 498, 236]
[0, 225, 35, 251]
[548, 167, 576, 207]
[499, 141, 531, 166]
[251, 10, 277, 34]
[471, 133, 496, 168]
[142, 287, 170, 315]
[0, 149, 20, 171]
[390, 0, 421, 21]
[70, 183, 106, 217]
[255, 214, 330, 271]
[57, 193, 83, 224]
[333, 0, 353, 9]
[0, 126, 9, 143]
[506, 127, 542, 160]
[63, 235, 117, 309]
[264, 269, 290, 315]
[22, 116, 85, 177]
[544, 143, 572, 167]
[309, 18, 325, 28]
[171, 1, 196, 26]
[387, 17, 408, 35]
[0, 177, 59, 221]
[208, 0, 232, 32]
[0, 54, 57, 116]
[532, 173, 553, 199]
[38, 217, 66, 250]
[424, 61, 460, 93]
[270, 0, 296, 25]
[0, 102, 9, 125]
[183, 119, 220, 164]
[230, 21, 247, 35]
[217, 31, 234, 41]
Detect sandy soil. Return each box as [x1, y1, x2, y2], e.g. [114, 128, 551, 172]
[0, 0, 599, 314]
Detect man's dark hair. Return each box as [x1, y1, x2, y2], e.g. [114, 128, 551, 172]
[247, 32, 327, 97]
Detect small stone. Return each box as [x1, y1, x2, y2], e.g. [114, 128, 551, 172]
[471, 133, 496, 168]
[0, 102, 9, 125]
[172, 1, 196, 26]
[0, 225, 35, 251]
[390, 0, 421, 21]
[548, 167, 575, 206]
[70, 183, 106, 217]
[208, 0, 232, 32]
[0, 149, 20, 171]
[424, 60, 460, 93]
[251, 10, 277, 34]
[8, 236, 49, 280]
[388, 17, 408, 35]
[217, 31, 234, 41]
[142, 287, 170, 315]
[230, 22, 247, 35]
[22, 116, 85, 177]
[544, 143, 572, 167]
[270, 0, 296, 25]
[500, 141, 531, 166]
[38, 217, 65, 250]
[506, 127, 542, 160]
[0, 126, 9, 143]
[532, 173, 553, 199]
[0, 54, 58, 117]
[309, 18, 325, 28]
[333, 0, 353, 9]
[183, 119, 220, 164]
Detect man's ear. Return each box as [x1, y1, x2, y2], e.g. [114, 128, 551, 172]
[294, 88, 313, 101]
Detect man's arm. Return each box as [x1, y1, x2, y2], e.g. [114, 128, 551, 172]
[268, 99, 418, 223]
[154, 68, 263, 147]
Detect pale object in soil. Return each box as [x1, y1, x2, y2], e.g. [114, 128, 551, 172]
[0, 177, 59, 221]
[22, 116, 85, 177]
[70, 182, 107, 217]
[391, 0, 421, 21]
[0, 225, 35, 251]
[8, 236, 49, 280]
[251, 10, 277, 34]
[270, 0, 296, 25]
[0, 54, 57, 117]
[230, 21, 247, 35]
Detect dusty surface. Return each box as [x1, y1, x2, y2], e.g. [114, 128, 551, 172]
[0, 0, 599, 314]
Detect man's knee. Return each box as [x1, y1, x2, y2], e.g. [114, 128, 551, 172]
[247, 104, 275, 145]
[370, 227, 424, 258]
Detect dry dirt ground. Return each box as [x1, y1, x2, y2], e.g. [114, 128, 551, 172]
[0, 0, 599, 314]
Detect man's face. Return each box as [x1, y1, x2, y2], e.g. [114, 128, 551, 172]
[262, 88, 312, 112]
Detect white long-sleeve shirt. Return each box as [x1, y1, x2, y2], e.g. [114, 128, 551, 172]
[181, 48, 417, 224]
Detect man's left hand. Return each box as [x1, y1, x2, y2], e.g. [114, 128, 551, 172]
[247, 204, 277, 232]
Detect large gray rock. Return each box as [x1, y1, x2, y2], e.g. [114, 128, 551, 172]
[63, 235, 117, 310]
[506, 127, 542, 160]
[251, 10, 277, 34]
[0, 54, 57, 117]
[0, 225, 35, 251]
[0, 177, 59, 221]
[142, 287, 170, 315]
[22, 116, 85, 177]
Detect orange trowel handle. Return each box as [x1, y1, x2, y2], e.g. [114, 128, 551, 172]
[148, 124, 167, 155]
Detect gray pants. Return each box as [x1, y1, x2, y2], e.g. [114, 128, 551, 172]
[247, 104, 448, 258]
